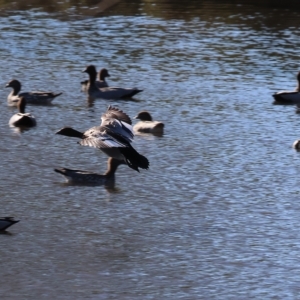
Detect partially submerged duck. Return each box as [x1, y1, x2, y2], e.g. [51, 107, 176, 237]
[55, 157, 125, 185]
[273, 71, 300, 104]
[9, 96, 36, 128]
[81, 67, 110, 92]
[56, 105, 149, 172]
[133, 111, 164, 134]
[6, 79, 62, 106]
[293, 139, 300, 150]
[0, 217, 19, 231]
[83, 65, 142, 99]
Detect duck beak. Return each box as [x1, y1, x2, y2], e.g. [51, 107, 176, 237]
[5, 83, 10, 88]
[82, 68, 88, 73]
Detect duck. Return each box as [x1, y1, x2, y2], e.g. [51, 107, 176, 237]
[133, 111, 164, 134]
[9, 96, 36, 128]
[81, 67, 110, 92]
[273, 71, 300, 104]
[54, 157, 125, 185]
[83, 65, 142, 99]
[56, 105, 149, 172]
[0, 217, 19, 231]
[293, 140, 300, 150]
[6, 79, 62, 106]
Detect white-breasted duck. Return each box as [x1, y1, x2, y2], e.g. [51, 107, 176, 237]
[56, 105, 149, 172]
[0, 217, 19, 231]
[273, 71, 300, 104]
[81, 67, 110, 92]
[83, 65, 142, 99]
[9, 96, 36, 128]
[6, 79, 62, 106]
[133, 111, 164, 134]
[54, 157, 125, 185]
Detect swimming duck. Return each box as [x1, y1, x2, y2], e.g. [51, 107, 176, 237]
[54, 157, 125, 185]
[273, 71, 300, 104]
[83, 65, 142, 99]
[81, 67, 110, 92]
[6, 79, 62, 106]
[56, 105, 149, 172]
[0, 217, 19, 231]
[293, 139, 300, 150]
[133, 111, 164, 134]
[9, 96, 36, 128]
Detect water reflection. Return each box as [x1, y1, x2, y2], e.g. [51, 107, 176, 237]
[9, 126, 35, 134]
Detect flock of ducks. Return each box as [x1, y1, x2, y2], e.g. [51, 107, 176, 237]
[2, 64, 165, 231]
[272, 71, 300, 150]
[4, 68, 300, 231]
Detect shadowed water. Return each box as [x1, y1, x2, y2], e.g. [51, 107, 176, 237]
[1, 1, 300, 299]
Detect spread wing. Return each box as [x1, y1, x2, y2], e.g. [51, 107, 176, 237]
[101, 106, 132, 125]
[100, 106, 134, 143]
[80, 127, 128, 149]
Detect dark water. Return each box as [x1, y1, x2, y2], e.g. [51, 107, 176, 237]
[1, 1, 300, 299]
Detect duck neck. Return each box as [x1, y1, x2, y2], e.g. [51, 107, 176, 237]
[56, 127, 85, 139]
[18, 98, 26, 114]
[296, 73, 300, 92]
[88, 70, 97, 85]
[99, 71, 107, 81]
[104, 158, 121, 178]
[13, 83, 21, 95]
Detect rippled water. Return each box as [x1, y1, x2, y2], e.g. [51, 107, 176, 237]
[2, 1, 300, 299]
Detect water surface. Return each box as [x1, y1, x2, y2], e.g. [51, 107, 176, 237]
[1, 1, 300, 299]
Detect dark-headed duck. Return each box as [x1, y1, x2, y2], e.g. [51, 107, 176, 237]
[81, 67, 110, 92]
[56, 105, 149, 172]
[133, 111, 164, 135]
[6, 79, 62, 106]
[83, 65, 142, 99]
[54, 157, 125, 185]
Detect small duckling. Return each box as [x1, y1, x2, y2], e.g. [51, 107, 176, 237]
[6, 79, 62, 106]
[9, 96, 36, 128]
[54, 157, 125, 185]
[133, 111, 164, 134]
[0, 217, 19, 231]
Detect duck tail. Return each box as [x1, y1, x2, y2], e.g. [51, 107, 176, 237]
[54, 168, 66, 175]
[54, 92, 63, 98]
[121, 89, 143, 99]
[120, 146, 149, 172]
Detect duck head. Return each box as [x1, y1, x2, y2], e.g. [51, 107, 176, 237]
[83, 65, 97, 83]
[99, 68, 110, 80]
[6, 79, 22, 94]
[134, 111, 153, 121]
